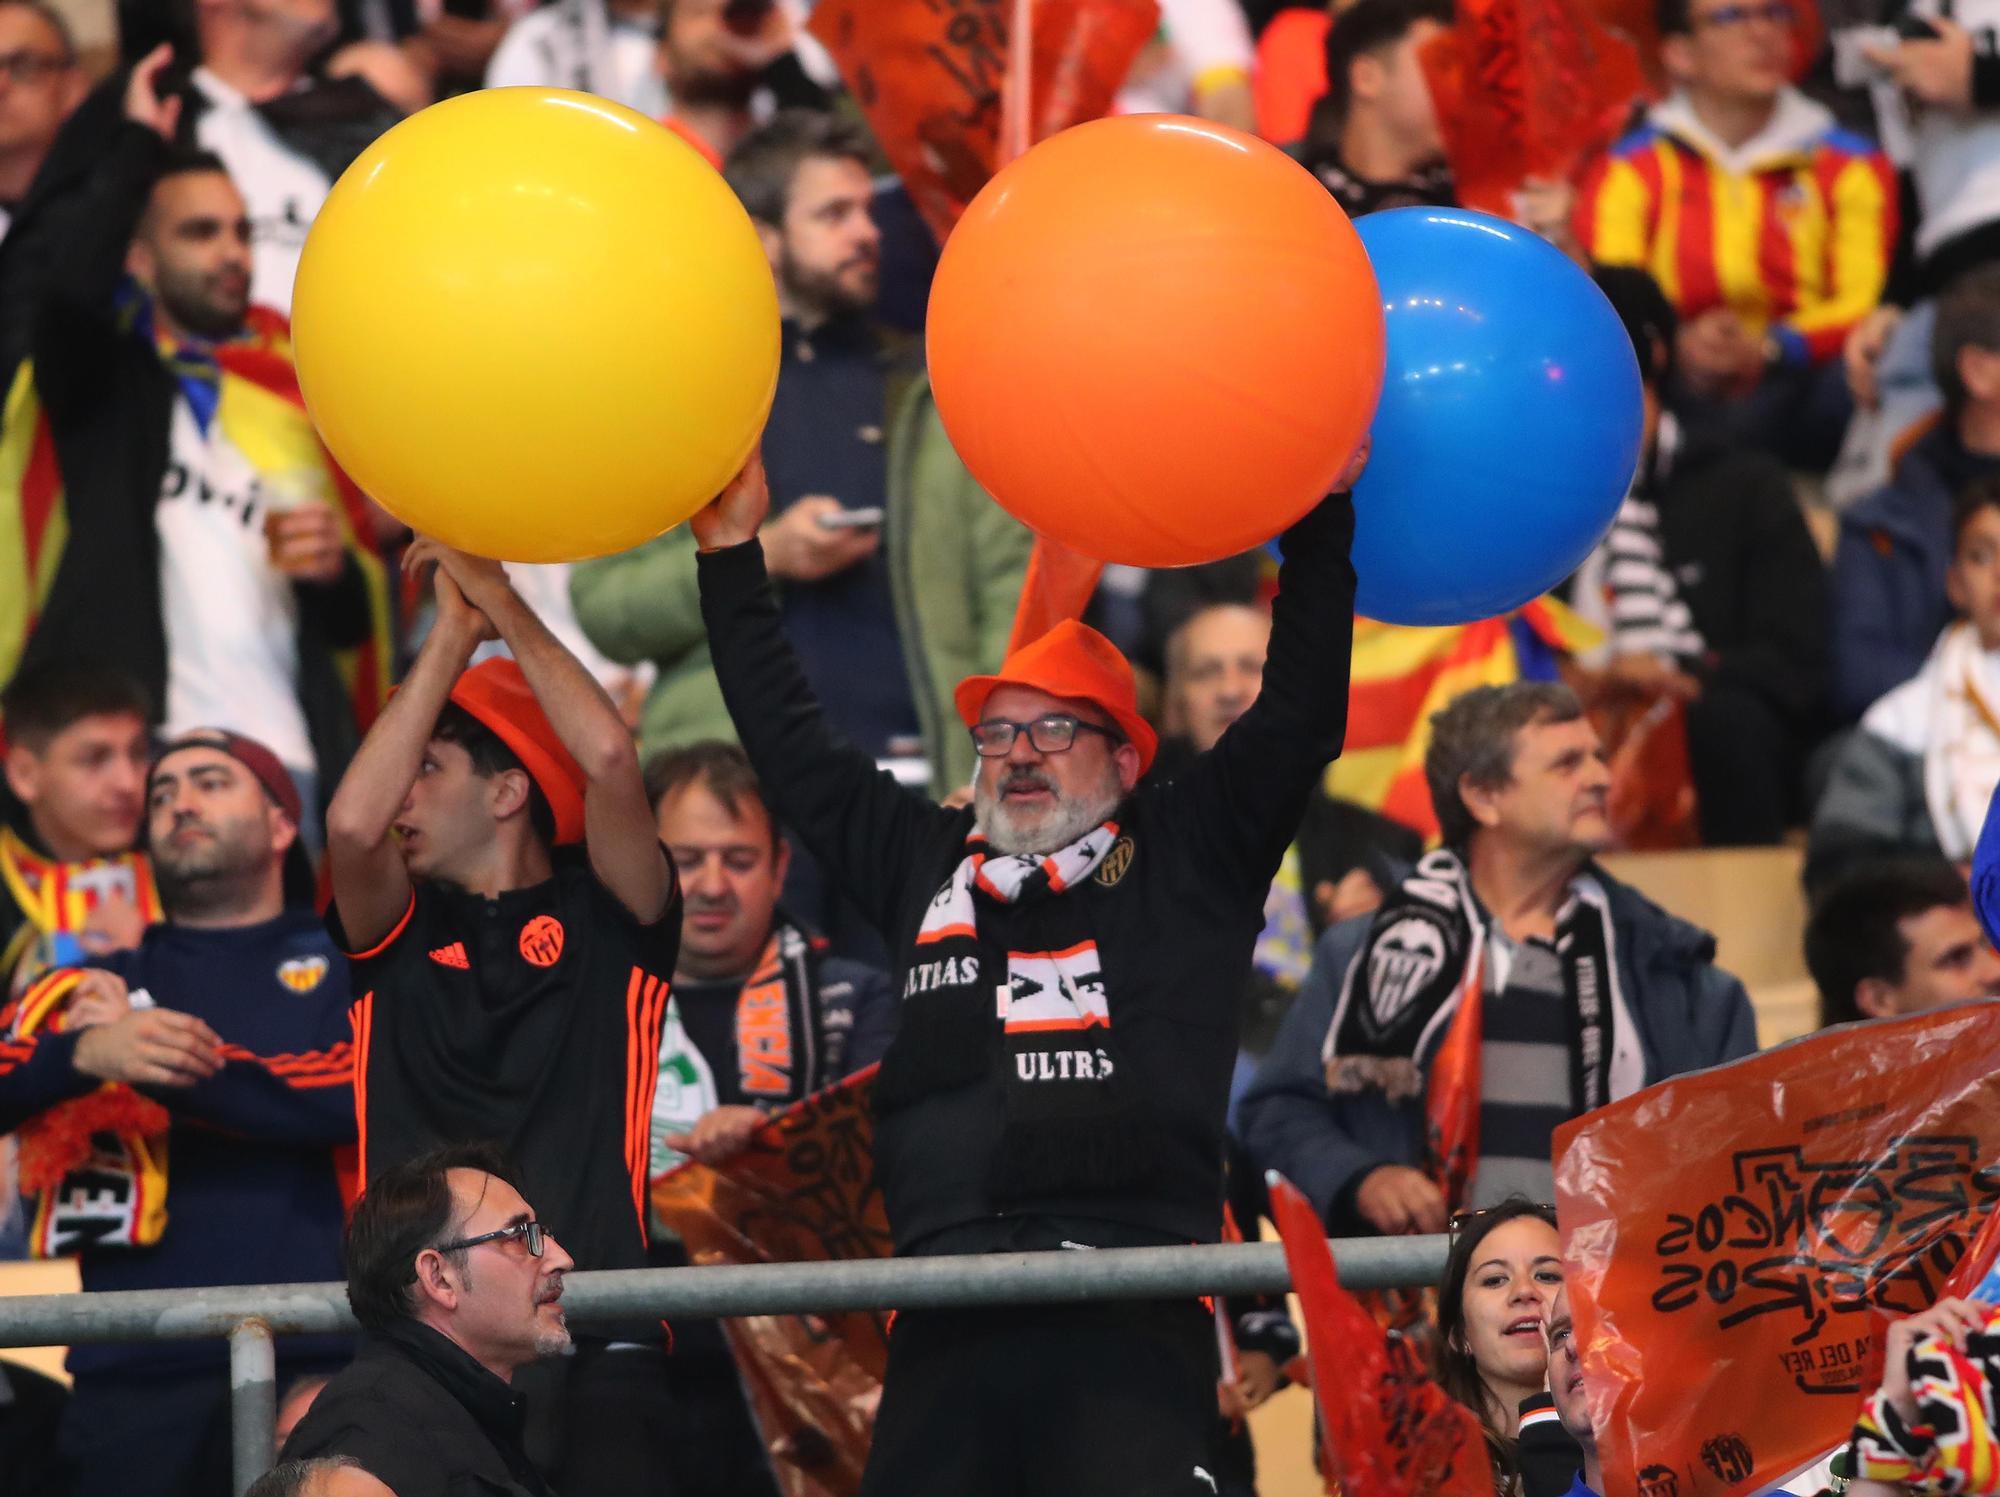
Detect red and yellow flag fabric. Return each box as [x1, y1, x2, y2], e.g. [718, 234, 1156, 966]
[1331, 599, 1601, 839]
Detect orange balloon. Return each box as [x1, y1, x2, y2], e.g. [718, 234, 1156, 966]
[926, 115, 1385, 569]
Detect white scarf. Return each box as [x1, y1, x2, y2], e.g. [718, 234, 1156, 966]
[1863, 622, 2000, 860]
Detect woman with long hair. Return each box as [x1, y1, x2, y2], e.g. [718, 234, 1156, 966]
[1433, 1199, 1566, 1494]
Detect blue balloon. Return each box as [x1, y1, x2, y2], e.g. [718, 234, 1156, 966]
[1350, 208, 1643, 625]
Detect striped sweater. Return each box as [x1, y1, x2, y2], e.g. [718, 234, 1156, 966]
[1576, 89, 1896, 366]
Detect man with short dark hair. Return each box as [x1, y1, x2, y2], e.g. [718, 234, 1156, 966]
[0, 1, 83, 244]
[325, 543, 676, 1497]
[246, 1456, 395, 1497]
[646, 739, 894, 1169]
[0, 58, 388, 824]
[1834, 266, 2000, 720]
[1294, 0, 1455, 217]
[0, 661, 157, 992]
[281, 1144, 574, 1497]
[573, 109, 1030, 808]
[0, 728, 356, 1497]
[1242, 680, 1756, 1239]
[1805, 859, 2000, 1027]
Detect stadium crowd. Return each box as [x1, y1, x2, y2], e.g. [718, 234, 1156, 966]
[0, 0, 1996, 1494]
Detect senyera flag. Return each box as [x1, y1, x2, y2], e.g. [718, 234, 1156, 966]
[1554, 1002, 2000, 1497]
[1269, 1172, 1492, 1497]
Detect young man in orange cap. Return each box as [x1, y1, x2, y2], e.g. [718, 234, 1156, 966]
[323, 540, 678, 1497]
[690, 447, 1365, 1497]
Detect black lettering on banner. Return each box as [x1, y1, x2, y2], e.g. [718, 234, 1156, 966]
[1646, 1136, 2000, 1392]
[921, 0, 1005, 134]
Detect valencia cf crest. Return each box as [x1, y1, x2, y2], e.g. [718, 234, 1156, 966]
[1093, 837, 1136, 888]
[277, 955, 330, 994]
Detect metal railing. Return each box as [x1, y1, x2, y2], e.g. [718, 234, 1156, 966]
[0, 1233, 1450, 1496]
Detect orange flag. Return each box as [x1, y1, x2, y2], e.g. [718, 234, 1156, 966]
[1270, 1174, 1493, 1497]
[1419, 0, 1647, 218]
[651, 1069, 893, 1497]
[1553, 1003, 2000, 1497]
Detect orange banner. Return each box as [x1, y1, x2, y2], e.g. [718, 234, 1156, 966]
[1271, 1174, 1491, 1497]
[807, 0, 1160, 246]
[1553, 1004, 2000, 1497]
[651, 1069, 891, 1497]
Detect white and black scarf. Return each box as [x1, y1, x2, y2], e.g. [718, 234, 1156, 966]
[1323, 848, 1644, 1125]
[874, 821, 1154, 1200]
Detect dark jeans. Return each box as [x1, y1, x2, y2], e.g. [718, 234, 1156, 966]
[519, 1341, 780, 1497]
[858, 1301, 1221, 1497]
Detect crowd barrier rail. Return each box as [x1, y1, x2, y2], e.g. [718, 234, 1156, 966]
[0, 1233, 1451, 1494]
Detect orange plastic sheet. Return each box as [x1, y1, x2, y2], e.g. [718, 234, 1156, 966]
[1271, 1174, 1492, 1497]
[1553, 1004, 2000, 1497]
[651, 1069, 891, 1497]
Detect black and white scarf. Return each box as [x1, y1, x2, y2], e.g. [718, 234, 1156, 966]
[874, 821, 1154, 1200]
[1322, 848, 1644, 1119]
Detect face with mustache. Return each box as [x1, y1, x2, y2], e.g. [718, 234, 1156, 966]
[1460, 714, 1613, 859]
[971, 685, 1140, 856]
[419, 1169, 576, 1381]
[657, 780, 790, 982]
[146, 744, 294, 922]
[128, 170, 252, 343]
[768, 155, 881, 324]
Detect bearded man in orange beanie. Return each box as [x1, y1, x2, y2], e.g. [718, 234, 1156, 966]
[323, 541, 679, 1496]
[691, 444, 1367, 1497]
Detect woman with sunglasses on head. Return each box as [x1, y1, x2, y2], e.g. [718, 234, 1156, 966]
[1435, 1199, 1578, 1497]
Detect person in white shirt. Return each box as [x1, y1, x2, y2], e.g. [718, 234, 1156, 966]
[0, 1, 81, 243]
[485, 0, 668, 116]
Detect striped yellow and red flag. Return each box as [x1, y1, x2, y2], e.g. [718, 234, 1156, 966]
[1329, 598, 1601, 840]
[0, 307, 391, 735]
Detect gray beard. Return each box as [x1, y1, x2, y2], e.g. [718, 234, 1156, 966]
[973, 781, 1120, 857]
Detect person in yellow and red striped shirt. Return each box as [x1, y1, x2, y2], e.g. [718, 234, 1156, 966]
[1575, 0, 1897, 469]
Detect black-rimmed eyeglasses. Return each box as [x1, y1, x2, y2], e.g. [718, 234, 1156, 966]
[436, 1219, 546, 1258]
[0, 51, 73, 84]
[970, 715, 1123, 758]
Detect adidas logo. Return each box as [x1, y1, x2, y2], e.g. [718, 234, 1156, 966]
[428, 942, 470, 969]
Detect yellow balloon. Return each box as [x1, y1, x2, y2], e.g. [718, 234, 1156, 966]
[293, 88, 780, 563]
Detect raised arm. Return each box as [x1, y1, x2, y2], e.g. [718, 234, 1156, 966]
[690, 454, 957, 937]
[1169, 466, 1362, 894]
[417, 541, 672, 925]
[323, 560, 488, 950]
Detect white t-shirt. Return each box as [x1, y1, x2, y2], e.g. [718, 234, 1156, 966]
[1901, 0, 2000, 258]
[486, 0, 669, 117]
[157, 397, 316, 772]
[190, 68, 332, 315]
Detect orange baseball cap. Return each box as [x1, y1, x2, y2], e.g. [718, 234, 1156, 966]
[448, 659, 588, 845]
[954, 619, 1158, 775]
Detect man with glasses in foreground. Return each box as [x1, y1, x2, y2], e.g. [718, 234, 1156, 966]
[1576, 0, 1896, 468]
[690, 446, 1364, 1496]
[284, 1144, 573, 1497]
